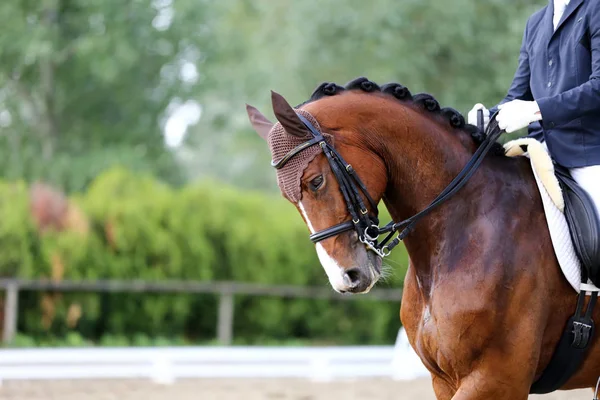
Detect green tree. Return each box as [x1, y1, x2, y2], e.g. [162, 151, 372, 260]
[0, 0, 210, 191]
[181, 0, 546, 191]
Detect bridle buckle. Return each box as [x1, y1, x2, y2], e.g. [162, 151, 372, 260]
[359, 235, 386, 258]
[364, 224, 380, 242]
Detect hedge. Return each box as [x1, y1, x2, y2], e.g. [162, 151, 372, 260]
[0, 167, 410, 346]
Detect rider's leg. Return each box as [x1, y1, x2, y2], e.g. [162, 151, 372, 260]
[569, 165, 600, 222]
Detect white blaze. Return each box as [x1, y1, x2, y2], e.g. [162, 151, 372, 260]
[298, 202, 346, 291]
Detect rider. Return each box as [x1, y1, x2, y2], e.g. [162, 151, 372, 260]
[468, 0, 600, 218]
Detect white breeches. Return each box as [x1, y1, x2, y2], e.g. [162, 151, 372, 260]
[570, 165, 600, 220]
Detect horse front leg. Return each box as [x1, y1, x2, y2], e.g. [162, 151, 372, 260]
[431, 375, 457, 400]
[449, 373, 531, 400]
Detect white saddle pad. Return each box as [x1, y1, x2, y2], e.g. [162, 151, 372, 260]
[504, 138, 599, 294]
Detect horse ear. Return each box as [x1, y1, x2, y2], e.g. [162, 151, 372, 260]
[246, 104, 274, 141]
[271, 91, 310, 138]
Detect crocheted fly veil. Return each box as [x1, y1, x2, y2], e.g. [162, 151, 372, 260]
[267, 109, 332, 203]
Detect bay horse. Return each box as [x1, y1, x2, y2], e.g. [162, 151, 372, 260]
[246, 77, 600, 399]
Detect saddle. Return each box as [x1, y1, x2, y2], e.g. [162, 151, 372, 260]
[476, 110, 600, 284]
[503, 138, 600, 289]
[554, 164, 600, 287]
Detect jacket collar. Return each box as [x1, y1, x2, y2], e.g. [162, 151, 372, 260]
[548, 0, 585, 41]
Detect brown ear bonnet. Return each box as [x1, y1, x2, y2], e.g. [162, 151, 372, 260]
[267, 109, 332, 203]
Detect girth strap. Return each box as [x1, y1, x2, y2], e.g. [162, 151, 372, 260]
[529, 287, 598, 394]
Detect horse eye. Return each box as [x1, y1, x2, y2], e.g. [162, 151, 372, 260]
[309, 175, 324, 191]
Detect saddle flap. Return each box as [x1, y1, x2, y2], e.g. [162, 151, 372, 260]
[554, 165, 600, 286]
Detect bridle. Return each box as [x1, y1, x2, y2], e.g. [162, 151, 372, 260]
[271, 110, 503, 258]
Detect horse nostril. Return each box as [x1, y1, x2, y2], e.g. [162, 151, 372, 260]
[344, 268, 362, 288]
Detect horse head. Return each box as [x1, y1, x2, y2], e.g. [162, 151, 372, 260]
[246, 77, 508, 295]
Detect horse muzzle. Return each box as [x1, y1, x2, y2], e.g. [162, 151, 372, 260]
[338, 252, 382, 294]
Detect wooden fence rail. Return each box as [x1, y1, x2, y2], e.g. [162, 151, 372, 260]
[0, 279, 403, 346]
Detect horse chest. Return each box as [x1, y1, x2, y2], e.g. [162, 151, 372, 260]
[413, 306, 451, 374]
[401, 265, 495, 379]
[414, 305, 473, 381]
[411, 296, 493, 381]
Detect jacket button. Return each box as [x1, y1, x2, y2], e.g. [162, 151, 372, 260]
[549, 59, 553, 66]
[547, 81, 552, 87]
[549, 122, 555, 128]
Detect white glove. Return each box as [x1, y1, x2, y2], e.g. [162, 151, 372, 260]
[497, 100, 542, 133]
[467, 103, 490, 130]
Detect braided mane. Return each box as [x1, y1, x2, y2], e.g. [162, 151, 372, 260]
[299, 77, 504, 156]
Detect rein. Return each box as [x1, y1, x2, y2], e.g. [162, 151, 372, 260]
[271, 110, 503, 258]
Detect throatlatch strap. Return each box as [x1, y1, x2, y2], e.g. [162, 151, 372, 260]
[529, 290, 598, 394]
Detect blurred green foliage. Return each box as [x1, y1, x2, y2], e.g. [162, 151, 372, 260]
[194, 0, 546, 190]
[0, 0, 546, 192]
[0, 0, 210, 190]
[0, 167, 408, 345]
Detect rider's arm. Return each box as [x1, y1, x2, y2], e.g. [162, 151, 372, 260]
[489, 23, 534, 116]
[536, 4, 600, 127]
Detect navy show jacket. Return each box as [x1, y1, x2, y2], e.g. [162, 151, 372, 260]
[490, 0, 600, 168]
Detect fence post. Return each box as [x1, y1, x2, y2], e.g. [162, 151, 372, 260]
[217, 285, 234, 345]
[2, 281, 19, 345]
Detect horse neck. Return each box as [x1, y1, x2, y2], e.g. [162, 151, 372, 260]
[308, 93, 527, 297]
[372, 104, 480, 218]
[368, 102, 515, 296]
